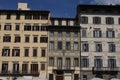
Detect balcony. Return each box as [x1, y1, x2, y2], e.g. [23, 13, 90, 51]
[92, 67, 119, 74]
[0, 71, 39, 76]
[53, 66, 75, 74]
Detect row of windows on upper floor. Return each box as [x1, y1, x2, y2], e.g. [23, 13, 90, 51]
[80, 16, 120, 25]
[50, 19, 76, 26]
[49, 31, 79, 37]
[81, 28, 115, 38]
[80, 56, 116, 68]
[3, 35, 48, 43]
[0, 13, 48, 20]
[49, 57, 117, 68]
[50, 41, 116, 52]
[0, 24, 47, 31]
[2, 48, 46, 57]
[50, 29, 115, 38]
[1, 62, 46, 74]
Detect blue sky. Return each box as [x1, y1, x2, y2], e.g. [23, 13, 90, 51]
[0, 0, 119, 18]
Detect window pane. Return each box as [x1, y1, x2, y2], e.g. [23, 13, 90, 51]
[50, 41, 54, 50]
[12, 49, 20, 56]
[66, 42, 70, 50]
[2, 49, 10, 56]
[96, 43, 102, 52]
[49, 57, 54, 66]
[82, 43, 89, 52]
[74, 42, 78, 50]
[2, 63, 8, 73]
[106, 17, 114, 24]
[24, 48, 29, 57]
[93, 17, 101, 24]
[80, 16, 88, 24]
[82, 29, 86, 37]
[58, 42, 62, 50]
[81, 57, 89, 68]
[94, 59, 102, 68]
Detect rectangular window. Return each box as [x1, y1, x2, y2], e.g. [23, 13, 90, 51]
[108, 59, 116, 68]
[65, 58, 71, 69]
[83, 75, 87, 80]
[32, 25, 39, 31]
[58, 31, 62, 36]
[93, 29, 102, 38]
[41, 63, 45, 70]
[41, 14, 48, 20]
[16, 13, 20, 20]
[94, 58, 103, 68]
[3, 35, 11, 42]
[33, 14, 40, 20]
[74, 58, 79, 67]
[109, 43, 116, 52]
[106, 17, 114, 24]
[74, 42, 78, 51]
[15, 36, 21, 43]
[24, 25, 31, 31]
[74, 32, 78, 37]
[66, 31, 70, 37]
[12, 49, 20, 56]
[25, 14, 32, 19]
[15, 24, 20, 31]
[24, 48, 29, 57]
[49, 74, 53, 80]
[50, 31, 54, 36]
[31, 64, 38, 73]
[33, 36, 38, 43]
[82, 29, 87, 37]
[2, 63, 8, 73]
[33, 48, 37, 57]
[66, 42, 70, 50]
[4, 25, 11, 30]
[58, 20, 62, 25]
[93, 17, 101, 24]
[50, 41, 54, 50]
[40, 37, 48, 43]
[6, 13, 11, 19]
[58, 41, 62, 50]
[57, 58, 62, 69]
[81, 57, 89, 68]
[2, 48, 10, 56]
[80, 16, 88, 24]
[13, 63, 19, 73]
[74, 74, 79, 80]
[49, 57, 54, 66]
[25, 36, 30, 42]
[41, 49, 45, 57]
[41, 26, 47, 31]
[22, 63, 28, 73]
[106, 29, 115, 38]
[82, 43, 89, 52]
[96, 43, 102, 52]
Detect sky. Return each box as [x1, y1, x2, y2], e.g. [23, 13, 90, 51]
[0, 0, 120, 18]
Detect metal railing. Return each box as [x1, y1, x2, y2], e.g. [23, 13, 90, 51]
[92, 67, 119, 71]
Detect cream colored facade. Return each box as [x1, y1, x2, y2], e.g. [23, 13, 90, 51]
[0, 10, 50, 79]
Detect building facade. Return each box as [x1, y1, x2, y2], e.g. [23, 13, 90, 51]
[77, 5, 120, 80]
[47, 18, 80, 80]
[0, 5, 50, 79]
